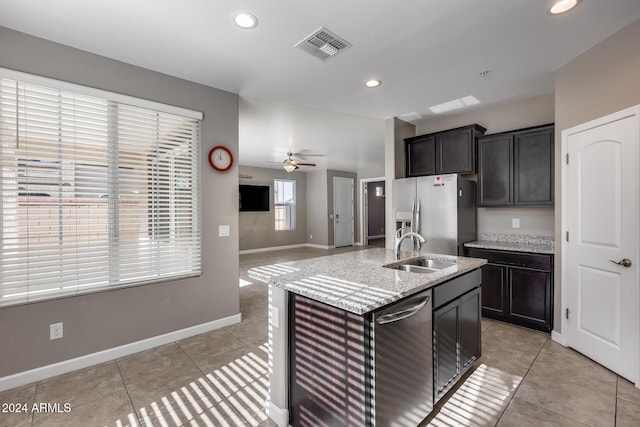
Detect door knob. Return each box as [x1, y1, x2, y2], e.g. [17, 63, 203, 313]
[609, 258, 632, 268]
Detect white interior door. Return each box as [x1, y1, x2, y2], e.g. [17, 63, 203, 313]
[563, 108, 638, 382]
[334, 177, 354, 247]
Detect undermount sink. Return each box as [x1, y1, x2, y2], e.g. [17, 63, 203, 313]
[384, 257, 457, 274]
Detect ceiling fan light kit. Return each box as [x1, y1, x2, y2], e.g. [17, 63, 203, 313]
[282, 151, 317, 172]
[283, 163, 297, 173]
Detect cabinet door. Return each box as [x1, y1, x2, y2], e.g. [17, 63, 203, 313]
[433, 299, 460, 399]
[514, 126, 554, 206]
[508, 266, 552, 331]
[406, 135, 436, 176]
[460, 287, 481, 369]
[480, 263, 506, 316]
[477, 134, 513, 206]
[436, 127, 475, 174]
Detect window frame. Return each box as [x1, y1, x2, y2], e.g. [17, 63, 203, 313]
[274, 178, 296, 231]
[0, 67, 203, 307]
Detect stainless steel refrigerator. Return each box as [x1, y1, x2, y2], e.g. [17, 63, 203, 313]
[392, 174, 477, 255]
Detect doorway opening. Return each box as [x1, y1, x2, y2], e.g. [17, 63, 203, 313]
[361, 178, 386, 247]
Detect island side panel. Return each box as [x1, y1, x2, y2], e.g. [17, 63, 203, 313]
[289, 294, 372, 426]
[267, 285, 291, 426]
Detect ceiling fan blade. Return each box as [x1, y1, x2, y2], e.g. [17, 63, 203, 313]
[292, 151, 325, 159]
[296, 162, 316, 167]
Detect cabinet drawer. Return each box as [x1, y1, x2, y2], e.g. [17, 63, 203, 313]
[466, 247, 552, 270]
[432, 269, 481, 308]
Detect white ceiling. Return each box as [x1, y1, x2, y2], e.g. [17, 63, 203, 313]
[1, 0, 640, 172]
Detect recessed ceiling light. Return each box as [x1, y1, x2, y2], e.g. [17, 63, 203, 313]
[365, 79, 381, 88]
[234, 12, 258, 29]
[548, 0, 581, 15]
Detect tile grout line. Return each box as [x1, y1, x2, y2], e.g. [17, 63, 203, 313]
[614, 375, 618, 427]
[175, 338, 256, 426]
[114, 359, 141, 425]
[30, 382, 38, 427]
[499, 337, 593, 427]
[492, 335, 549, 426]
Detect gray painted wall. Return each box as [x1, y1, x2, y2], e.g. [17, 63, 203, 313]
[304, 169, 360, 247]
[0, 27, 240, 376]
[385, 118, 416, 248]
[238, 166, 307, 251]
[554, 17, 640, 332]
[413, 94, 556, 237]
[306, 170, 329, 246]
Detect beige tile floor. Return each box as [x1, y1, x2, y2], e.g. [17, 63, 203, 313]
[1, 244, 639, 427]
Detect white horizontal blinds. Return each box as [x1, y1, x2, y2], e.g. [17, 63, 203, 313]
[0, 76, 201, 306]
[116, 105, 201, 284]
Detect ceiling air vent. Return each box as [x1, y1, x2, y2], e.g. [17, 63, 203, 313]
[295, 27, 352, 61]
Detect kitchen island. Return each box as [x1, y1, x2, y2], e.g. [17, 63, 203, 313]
[248, 248, 486, 427]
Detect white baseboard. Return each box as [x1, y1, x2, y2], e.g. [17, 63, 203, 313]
[551, 330, 565, 346]
[240, 242, 355, 254]
[240, 244, 307, 254]
[0, 313, 242, 392]
[304, 243, 335, 250]
[367, 235, 385, 239]
[267, 400, 290, 427]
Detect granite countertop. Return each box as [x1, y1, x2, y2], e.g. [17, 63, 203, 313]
[247, 248, 486, 315]
[464, 233, 555, 254]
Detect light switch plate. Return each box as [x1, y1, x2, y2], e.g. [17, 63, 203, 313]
[219, 225, 230, 237]
[50, 322, 63, 340]
[512, 218, 520, 229]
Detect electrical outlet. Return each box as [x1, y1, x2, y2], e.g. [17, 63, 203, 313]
[50, 322, 63, 340]
[310, 234, 313, 240]
[512, 218, 521, 229]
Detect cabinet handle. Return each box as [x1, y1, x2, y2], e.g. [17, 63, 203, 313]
[376, 297, 430, 325]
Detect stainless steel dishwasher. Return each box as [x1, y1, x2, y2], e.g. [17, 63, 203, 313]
[372, 288, 433, 426]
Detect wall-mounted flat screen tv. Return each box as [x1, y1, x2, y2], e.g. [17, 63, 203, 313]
[239, 185, 270, 212]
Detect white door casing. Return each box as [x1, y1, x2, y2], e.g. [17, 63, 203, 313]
[334, 176, 354, 248]
[561, 106, 639, 384]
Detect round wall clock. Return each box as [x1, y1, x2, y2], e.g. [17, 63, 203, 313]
[208, 145, 233, 172]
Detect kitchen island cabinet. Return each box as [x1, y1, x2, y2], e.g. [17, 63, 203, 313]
[433, 286, 481, 402]
[248, 248, 486, 426]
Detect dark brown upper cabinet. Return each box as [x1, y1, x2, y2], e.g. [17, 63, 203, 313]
[477, 134, 513, 206]
[406, 134, 436, 176]
[478, 124, 554, 207]
[405, 124, 486, 177]
[513, 126, 555, 206]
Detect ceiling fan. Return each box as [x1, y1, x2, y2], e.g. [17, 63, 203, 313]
[283, 152, 316, 172]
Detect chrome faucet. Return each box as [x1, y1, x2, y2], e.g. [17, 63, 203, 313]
[395, 228, 426, 260]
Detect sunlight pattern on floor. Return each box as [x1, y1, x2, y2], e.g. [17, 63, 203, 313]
[426, 364, 522, 426]
[110, 344, 271, 427]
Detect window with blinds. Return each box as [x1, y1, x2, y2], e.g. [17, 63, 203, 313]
[274, 179, 296, 230]
[0, 70, 202, 307]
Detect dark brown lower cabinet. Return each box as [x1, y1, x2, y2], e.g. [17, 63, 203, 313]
[433, 287, 481, 402]
[465, 247, 553, 332]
